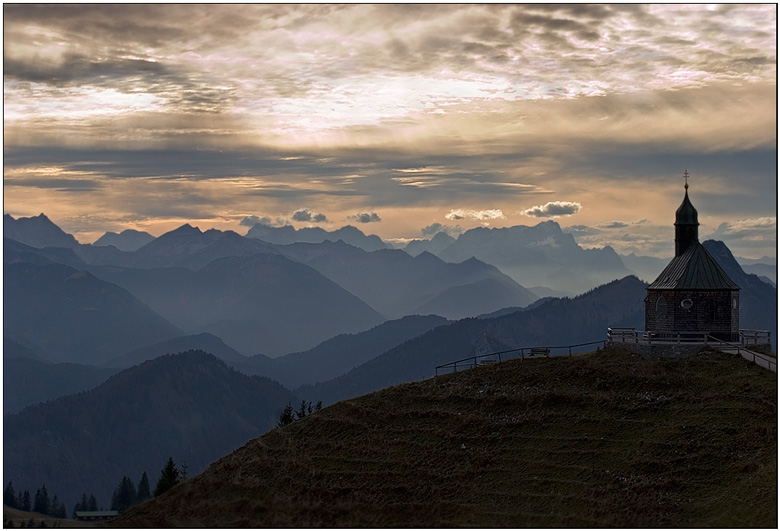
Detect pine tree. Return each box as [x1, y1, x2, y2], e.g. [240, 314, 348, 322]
[135, 472, 151, 504]
[32, 486, 49, 516]
[49, 495, 66, 519]
[153, 457, 181, 497]
[296, 400, 308, 420]
[277, 403, 294, 427]
[110, 476, 136, 512]
[20, 491, 31, 512]
[4, 481, 17, 509]
[87, 494, 97, 511]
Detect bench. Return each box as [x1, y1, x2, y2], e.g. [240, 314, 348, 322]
[529, 347, 550, 357]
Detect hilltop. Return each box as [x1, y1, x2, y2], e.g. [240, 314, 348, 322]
[112, 347, 776, 528]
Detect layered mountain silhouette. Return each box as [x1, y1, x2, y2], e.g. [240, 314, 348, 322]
[237, 314, 450, 389]
[92, 253, 385, 356]
[4, 261, 183, 364]
[299, 275, 647, 405]
[103, 332, 248, 369]
[274, 241, 538, 319]
[4, 213, 79, 249]
[407, 221, 631, 293]
[3, 351, 296, 511]
[4, 237, 86, 269]
[4, 358, 120, 413]
[93, 229, 155, 252]
[246, 222, 387, 251]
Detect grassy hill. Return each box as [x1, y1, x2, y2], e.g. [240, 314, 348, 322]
[111, 346, 776, 527]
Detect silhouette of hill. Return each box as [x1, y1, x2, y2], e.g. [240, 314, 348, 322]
[433, 221, 631, 293]
[703, 240, 777, 347]
[237, 314, 450, 388]
[4, 337, 43, 361]
[111, 347, 776, 528]
[275, 241, 538, 319]
[3, 213, 79, 249]
[246, 222, 387, 251]
[619, 252, 671, 282]
[93, 229, 155, 252]
[103, 332, 247, 369]
[91, 253, 385, 356]
[4, 262, 183, 364]
[3, 350, 297, 511]
[120, 224, 269, 269]
[3, 358, 119, 413]
[4, 237, 86, 268]
[301, 276, 647, 405]
[403, 231, 456, 256]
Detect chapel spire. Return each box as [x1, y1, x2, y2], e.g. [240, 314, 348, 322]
[674, 170, 699, 256]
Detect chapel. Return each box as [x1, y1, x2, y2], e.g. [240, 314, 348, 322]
[644, 172, 740, 341]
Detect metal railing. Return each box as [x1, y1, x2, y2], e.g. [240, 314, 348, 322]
[434, 340, 606, 376]
[705, 334, 777, 373]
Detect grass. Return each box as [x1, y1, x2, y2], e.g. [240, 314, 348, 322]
[112, 346, 777, 527]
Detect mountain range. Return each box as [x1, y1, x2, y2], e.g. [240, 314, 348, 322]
[91, 251, 385, 356]
[274, 241, 539, 319]
[299, 275, 648, 405]
[92, 229, 155, 252]
[411, 221, 633, 294]
[3, 351, 296, 511]
[246, 222, 388, 251]
[4, 261, 183, 365]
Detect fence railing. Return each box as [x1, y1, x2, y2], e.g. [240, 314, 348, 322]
[434, 340, 606, 376]
[607, 328, 771, 347]
[705, 334, 777, 373]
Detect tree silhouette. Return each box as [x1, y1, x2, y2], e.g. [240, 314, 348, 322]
[32, 485, 50, 515]
[136, 472, 151, 504]
[110, 476, 136, 512]
[154, 457, 181, 497]
[4, 481, 17, 509]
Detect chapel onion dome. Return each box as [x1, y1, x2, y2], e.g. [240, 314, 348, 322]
[675, 180, 699, 226]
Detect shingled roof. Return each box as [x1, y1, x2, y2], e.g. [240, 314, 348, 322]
[648, 242, 740, 290]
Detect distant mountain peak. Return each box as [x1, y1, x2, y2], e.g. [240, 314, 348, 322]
[4, 212, 80, 249]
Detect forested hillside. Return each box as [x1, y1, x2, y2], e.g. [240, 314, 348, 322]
[3, 351, 295, 510]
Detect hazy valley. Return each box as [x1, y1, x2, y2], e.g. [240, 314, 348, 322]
[3, 212, 777, 521]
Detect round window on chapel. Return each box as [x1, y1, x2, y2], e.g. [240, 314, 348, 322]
[681, 299, 693, 310]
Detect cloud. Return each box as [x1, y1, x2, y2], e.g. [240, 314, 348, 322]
[239, 215, 288, 228]
[597, 219, 649, 229]
[707, 217, 777, 244]
[347, 212, 381, 223]
[521, 201, 582, 218]
[292, 208, 328, 223]
[421, 222, 462, 238]
[445, 209, 505, 221]
[563, 224, 600, 237]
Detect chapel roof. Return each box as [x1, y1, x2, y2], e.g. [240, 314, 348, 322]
[647, 241, 740, 291]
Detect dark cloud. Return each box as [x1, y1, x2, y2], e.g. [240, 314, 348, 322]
[240, 215, 288, 228]
[348, 212, 381, 223]
[3, 177, 102, 193]
[291, 208, 327, 223]
[597, 219, 649, 229]
[521, 201, 582, 218]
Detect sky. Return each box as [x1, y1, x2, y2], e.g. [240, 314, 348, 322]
[3, 3, 777, 259]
